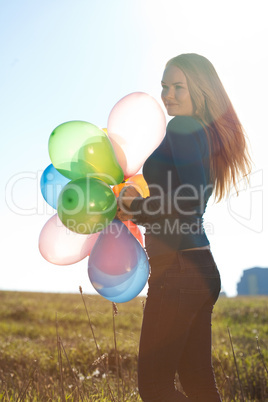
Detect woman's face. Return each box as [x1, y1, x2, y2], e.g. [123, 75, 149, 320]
[161, 65, 194, 116]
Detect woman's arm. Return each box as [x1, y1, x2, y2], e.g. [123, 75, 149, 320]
[125, 116, 211, 225]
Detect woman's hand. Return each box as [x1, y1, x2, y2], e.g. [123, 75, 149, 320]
[118, 185, 141, 209]
[115, 205, 134, 222]
[116, 185, 141, 221]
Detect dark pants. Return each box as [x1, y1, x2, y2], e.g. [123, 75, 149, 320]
[138, 249, 222, 401]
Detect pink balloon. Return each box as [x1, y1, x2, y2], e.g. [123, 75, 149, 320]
[107, 92, 166, 179]
[88, 220, 147, 276]
[39, 214, 99, 265]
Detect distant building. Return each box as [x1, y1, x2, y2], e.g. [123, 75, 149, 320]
[237, 267, 268, 295]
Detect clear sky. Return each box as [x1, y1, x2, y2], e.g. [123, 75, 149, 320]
[1, 0, 268, 297]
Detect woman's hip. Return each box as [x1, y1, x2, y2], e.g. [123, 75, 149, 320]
[147, 248, 221, 304]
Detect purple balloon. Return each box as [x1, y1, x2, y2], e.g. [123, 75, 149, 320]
[88, 220, 149, 302]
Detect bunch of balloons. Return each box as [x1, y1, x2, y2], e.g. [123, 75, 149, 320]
[39, 92, 166, 302]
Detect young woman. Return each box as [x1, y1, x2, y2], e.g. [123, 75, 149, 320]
[117, 53, 251, 401]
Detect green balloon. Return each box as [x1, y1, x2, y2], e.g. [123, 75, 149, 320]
[48, 121, 124, 185]
[57, 177, 117, 234]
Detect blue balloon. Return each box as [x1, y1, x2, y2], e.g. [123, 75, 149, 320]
[40, 164, 70, 209]
[88, 220, 149, 303]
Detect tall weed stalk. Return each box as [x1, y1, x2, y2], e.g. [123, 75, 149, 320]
[228, 327, 245, 402]
[56, 313, 65, 401]
[112, 302, 120, 400]
[79, 286, 116, 402]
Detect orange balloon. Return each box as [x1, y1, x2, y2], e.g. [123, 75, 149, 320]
[123, 220, 144, 246]
[113, 174, 149, 198]
[112, 181, 128, 197]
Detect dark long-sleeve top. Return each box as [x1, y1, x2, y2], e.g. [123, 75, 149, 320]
[129, 115, 213, 257]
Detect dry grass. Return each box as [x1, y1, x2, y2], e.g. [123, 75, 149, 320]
[0, 290, 267, 401]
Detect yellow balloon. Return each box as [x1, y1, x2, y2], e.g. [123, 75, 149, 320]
[49, 121, 124, 185]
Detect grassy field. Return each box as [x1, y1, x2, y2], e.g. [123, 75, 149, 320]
[0, 290, 267, 401]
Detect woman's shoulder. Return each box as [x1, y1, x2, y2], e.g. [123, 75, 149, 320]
[166, 116, 209, 158]
[167, 115, 205, 135]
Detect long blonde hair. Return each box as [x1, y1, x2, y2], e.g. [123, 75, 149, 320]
[166, 53, 252, 201]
